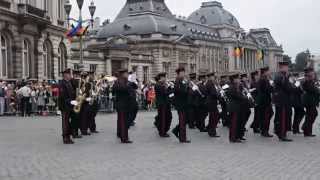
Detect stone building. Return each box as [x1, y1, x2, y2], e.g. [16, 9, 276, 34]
[0, 0, 69, 81]
[72, 0, 283, 82]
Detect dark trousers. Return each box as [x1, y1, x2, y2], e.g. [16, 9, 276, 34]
[156, 105, 172, 136]
[259, 105, 273, 135]
[221, 103, 229, 127]
[62, 111, 72, 138]
[292, 106, 305, 133]
[239, 108, 251, 138]
[207, 110, 219, 136]
[187, 106, 196, 128]
[196, 106, 208, 131]
[250, 107, 260, 130]
[303, 106, 318, 135]
[173, 111, 187, 142]
[88, 109, 98, 132]
[117, 111, 129, 142]
[229, 112, 240, 141]
[70, 111, 80, 134]
[128, 102, 138, 126]
[80, 103, 90, 134]
[274, 106, 290, 138]
[21, 97, 31, 116]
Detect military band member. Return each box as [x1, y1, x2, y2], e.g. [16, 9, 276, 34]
[154, 72, 173, 137]
[128, 71, 139, 127]
[205, 72, 220, 137]
[197, 74, 209, 132]
[256, 67, 274, 137]
[273, 61, 293, 142]
[226, 73, 247, 143]
[249, 71, 260, 133]
[187, 73, 199, 129]
[239, 73, 252, 140]
[70, 70, 82, 139]
[172, 67, 191, 143]
[291, 73, 305, 134]
[302, 67, 320, 137]
[220, 75, 230, 127]
[113, 69, 133, 143]
[79, 72, 92, 136]
[88, 71, 99, 134]
[58, 69, 76, 144]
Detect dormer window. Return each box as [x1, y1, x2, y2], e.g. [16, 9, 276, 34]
[123, 24, 131, 31]
[140, 6, 143, 10]
[170, 25, 177, 31]
[200, 16, 207, 24]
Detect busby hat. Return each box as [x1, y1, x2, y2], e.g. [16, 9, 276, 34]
[175, 67, 185, 74]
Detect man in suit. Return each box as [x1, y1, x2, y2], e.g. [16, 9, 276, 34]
[58, 68, 76, 144]
[172, 67, 191, 143]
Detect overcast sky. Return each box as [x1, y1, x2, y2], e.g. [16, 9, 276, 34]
[70, 0, 320, 59]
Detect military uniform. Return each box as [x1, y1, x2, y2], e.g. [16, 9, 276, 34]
[197, 76, 208, 132]
[70, 77, 82, 138]
[205, 73, 220, 137]
[79, 75, 92, 136]
[127, 74, 139, 127]
[226, 73, 247, 143]
[290, 74, 305, 134]
[58, 69, 76, 144]
[172, 67, 190, 143]
[249, 71, 260, 133]
[301, 68, 320, 137]
[273, 62, 293, 141]
[186, 73, 199, 129]
[219, 76, 230, 127]
[154, 73, 173, 137]
[256, 68, 274, 137]
[113, 69, 132, 143]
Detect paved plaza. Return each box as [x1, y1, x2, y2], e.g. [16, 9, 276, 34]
[1, 111, 320, 180]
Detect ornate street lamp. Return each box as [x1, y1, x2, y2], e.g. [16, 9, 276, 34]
[64, 0, 96, 68]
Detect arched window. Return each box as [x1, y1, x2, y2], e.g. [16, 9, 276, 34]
[58, 44, 67, 76]
[22, 40, 30, 78]
[0, 35, 8, 78]
[43, 40, 53, 79]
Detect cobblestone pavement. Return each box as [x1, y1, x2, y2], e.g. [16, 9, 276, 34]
[1, 111, 320, 180]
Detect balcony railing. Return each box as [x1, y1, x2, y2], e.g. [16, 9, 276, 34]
[17, 3, 46, 18]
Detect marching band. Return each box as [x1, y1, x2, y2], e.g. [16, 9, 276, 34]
[58, 60, 320, 144]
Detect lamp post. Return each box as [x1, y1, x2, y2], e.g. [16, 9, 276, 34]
[64, 0, 96, 69]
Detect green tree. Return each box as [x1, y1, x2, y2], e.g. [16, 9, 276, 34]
[295, 50, 311, 72]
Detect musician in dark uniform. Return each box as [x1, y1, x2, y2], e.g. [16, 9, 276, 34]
[239, 73, 252, 140]
[273, 61, 293, 141]
[205, 72, 220, 137]
[70, 70, 82, 139]
[154, 72, 173, 137]
[256, 67, 274, 137]
[79, 72, 92, 136]
[226, 73, 246, 143]
[197, 74, 208, 132]
[186, 73, 198, 129]
[113, 69, 133, 143]
[249, 70, 260, 133]
[172, 67, 191, 143]
[88, 71, 99, 134]
[128, 71, 139, 127]
[301, 67, 320, 137]
[291, 73, 305, 134]
[220, 75, 230, 127]
[58, 68, 76, 144]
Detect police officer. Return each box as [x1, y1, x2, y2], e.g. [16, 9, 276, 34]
[172, 67, 191, 143]
[256, 67, 274, 137]
[113, 69, 133, 143]
[58, 68, 76, 144]
[154, 72, 173, 137]
[205, 72, 220, 137]
[249, 71, 260, 133]
[291, 73, 305, 134]
[226, 73, 246, 143]
[302, 67, 320, 137]
[273, 61, 293, 142]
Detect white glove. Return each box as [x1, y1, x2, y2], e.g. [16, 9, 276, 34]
[222, 84, 229, 90]
[269, 80, 274, 85]
[249, 88, 256, 93]
[192, 86, 198, 91]
[71, 100, 78, 106]
[86, 98, 92, 102]
[295, 81, 301, 87]
[247, 93, 252, 99]
[169, 93, 174, 98]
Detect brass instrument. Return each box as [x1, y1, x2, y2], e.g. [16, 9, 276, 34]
[73, 78, 87, 113]
[189, 80, 205, 98]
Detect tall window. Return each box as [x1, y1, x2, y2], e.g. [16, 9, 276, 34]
[143, 66, 149, 83]
[58, 0, 63, 19]
[90, 64, 97, 73]
[0, 35, 8, 78]
[43, 44, 48, 77]
[22, 40, 30, 78]
[163, 62, 170, 74]
[58, 44, 67, 76]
